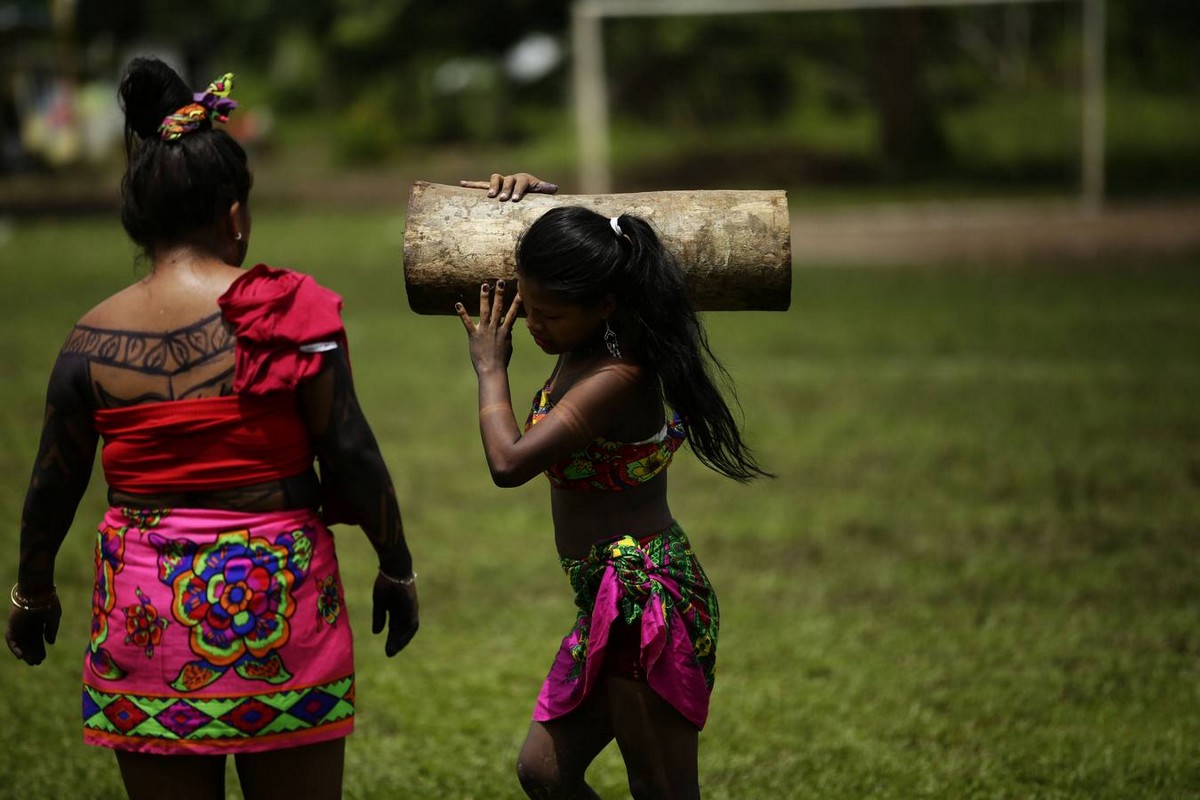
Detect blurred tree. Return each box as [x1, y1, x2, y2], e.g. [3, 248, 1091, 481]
[866, 9, 949, 177]
[33, 0, 1200, 180]
[1109, 0, 1200, 91]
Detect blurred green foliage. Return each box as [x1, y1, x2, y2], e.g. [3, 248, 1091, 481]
[34, 0, 1200, 192]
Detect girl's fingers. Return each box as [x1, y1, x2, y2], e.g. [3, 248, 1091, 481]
[491, 280, 508, 327]
[497, 174, 517, 202]
[502, 291, 523, 330]
[467, 281, 518, 334]
[454, 302, 476, 334]
[464, 174, 557, 200]
[493, 280, 520, 332]
[478, 283, 493, 324]
[528, 179, 558, 195]
[511, 174, 550, 201]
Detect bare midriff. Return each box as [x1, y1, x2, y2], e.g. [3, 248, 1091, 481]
[550, 471, 674, 559]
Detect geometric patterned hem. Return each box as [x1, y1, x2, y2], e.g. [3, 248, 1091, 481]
[82, 674, 355, 755]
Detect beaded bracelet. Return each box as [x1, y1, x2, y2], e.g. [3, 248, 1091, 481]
[378, 569, 417, 587]
[10, 583, 58, 613]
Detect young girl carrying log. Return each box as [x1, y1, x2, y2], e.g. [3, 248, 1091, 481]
[456, 205, 771, 799]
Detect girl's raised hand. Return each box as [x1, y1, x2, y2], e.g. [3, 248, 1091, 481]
[459, 173, 558, 202]
[456, 280, 522, 375]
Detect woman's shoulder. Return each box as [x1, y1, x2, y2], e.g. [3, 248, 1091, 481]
[76, 264, 246, 330]
[563, 358, 663, 440]
[563, 358, 652, 405]
[589, 359, 649, 388]
[75, 282, 146, 329]
[219, 264, 342, 323]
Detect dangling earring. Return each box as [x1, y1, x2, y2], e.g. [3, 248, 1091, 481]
[603, 319, 622, 359]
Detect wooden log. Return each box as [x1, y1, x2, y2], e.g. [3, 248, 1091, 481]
[402, 181, 791, 315]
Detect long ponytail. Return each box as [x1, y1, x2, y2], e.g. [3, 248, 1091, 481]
[516, 206, 771, 482]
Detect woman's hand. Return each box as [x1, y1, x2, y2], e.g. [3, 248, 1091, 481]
[372, 573, 419, 657]
[6, 590, 62, 666]
[459, 173, 558, 202]
[456, 280, 521, 375]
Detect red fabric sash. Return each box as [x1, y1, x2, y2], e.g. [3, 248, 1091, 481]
[218, 264, 348, 395]
[94, 395, 313, 493]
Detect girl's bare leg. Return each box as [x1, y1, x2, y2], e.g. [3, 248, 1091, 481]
[517, 689, 615, 799]
[605, 675, 701, 800]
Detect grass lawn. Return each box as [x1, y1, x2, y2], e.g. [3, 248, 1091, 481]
[0, 211, 1197, 799]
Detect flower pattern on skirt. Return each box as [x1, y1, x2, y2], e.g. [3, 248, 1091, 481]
[151, 526, 313, 691]
[315, 574, 342, 628]
[123, 587, 169, 658]
[88, 524, 129, 680]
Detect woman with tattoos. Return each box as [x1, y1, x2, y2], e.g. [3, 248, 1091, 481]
[456, 206, 771, 799]
[3, 56, 550, 799]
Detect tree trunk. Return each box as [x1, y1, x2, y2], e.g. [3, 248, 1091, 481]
[868, 9, 948, 177]
[402, 182, 791, 315]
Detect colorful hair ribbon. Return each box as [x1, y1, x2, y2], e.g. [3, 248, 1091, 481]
[159, 72, 238, 142]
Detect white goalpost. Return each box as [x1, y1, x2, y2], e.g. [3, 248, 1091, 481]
[571, 0, 1106, 210]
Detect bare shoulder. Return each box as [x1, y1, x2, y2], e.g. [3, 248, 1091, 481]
[592, 359, 649, 388]
[569, 359, 652, 404]
[563, 359, 662, 440]
[75, 281, 150, 329]
[75, 267, 240, 331]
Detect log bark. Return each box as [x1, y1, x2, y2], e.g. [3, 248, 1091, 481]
[402, 182, 791, 315]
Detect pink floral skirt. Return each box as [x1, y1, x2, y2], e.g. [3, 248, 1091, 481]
[82, 506, 354, 755]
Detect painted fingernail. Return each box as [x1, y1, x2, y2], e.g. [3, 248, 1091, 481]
[497, 280, 505, 288]
[455, 303, 463, 310]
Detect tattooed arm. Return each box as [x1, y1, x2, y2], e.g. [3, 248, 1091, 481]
[7, 349, 98, 665]
[298, 347, 418, 657]
[18, 350, 97, 590]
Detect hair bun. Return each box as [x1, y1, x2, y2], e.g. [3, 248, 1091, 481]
[119, 57, 193, 139]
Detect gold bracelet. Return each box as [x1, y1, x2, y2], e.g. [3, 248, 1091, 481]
[378, 570, 417, 587]
[10, 583, 57, 613]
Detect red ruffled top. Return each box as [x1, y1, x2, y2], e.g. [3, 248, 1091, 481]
[95, 265, 347, 494]
[218, 264, 348, 395]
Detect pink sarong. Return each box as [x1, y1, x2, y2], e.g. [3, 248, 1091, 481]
[535, 524, 719, 730]
[82, 506, 354, 755]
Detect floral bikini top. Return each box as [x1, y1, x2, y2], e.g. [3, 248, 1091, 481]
[525, 384, 687, 492]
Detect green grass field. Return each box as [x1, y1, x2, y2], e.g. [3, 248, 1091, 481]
[1, 212, 1198, 799]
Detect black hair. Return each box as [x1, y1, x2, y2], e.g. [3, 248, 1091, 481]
[516, 205, 771, 482]
[118, 57, 252, 256]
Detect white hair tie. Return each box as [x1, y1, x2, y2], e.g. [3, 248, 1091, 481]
[609, 216, 623, 238]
